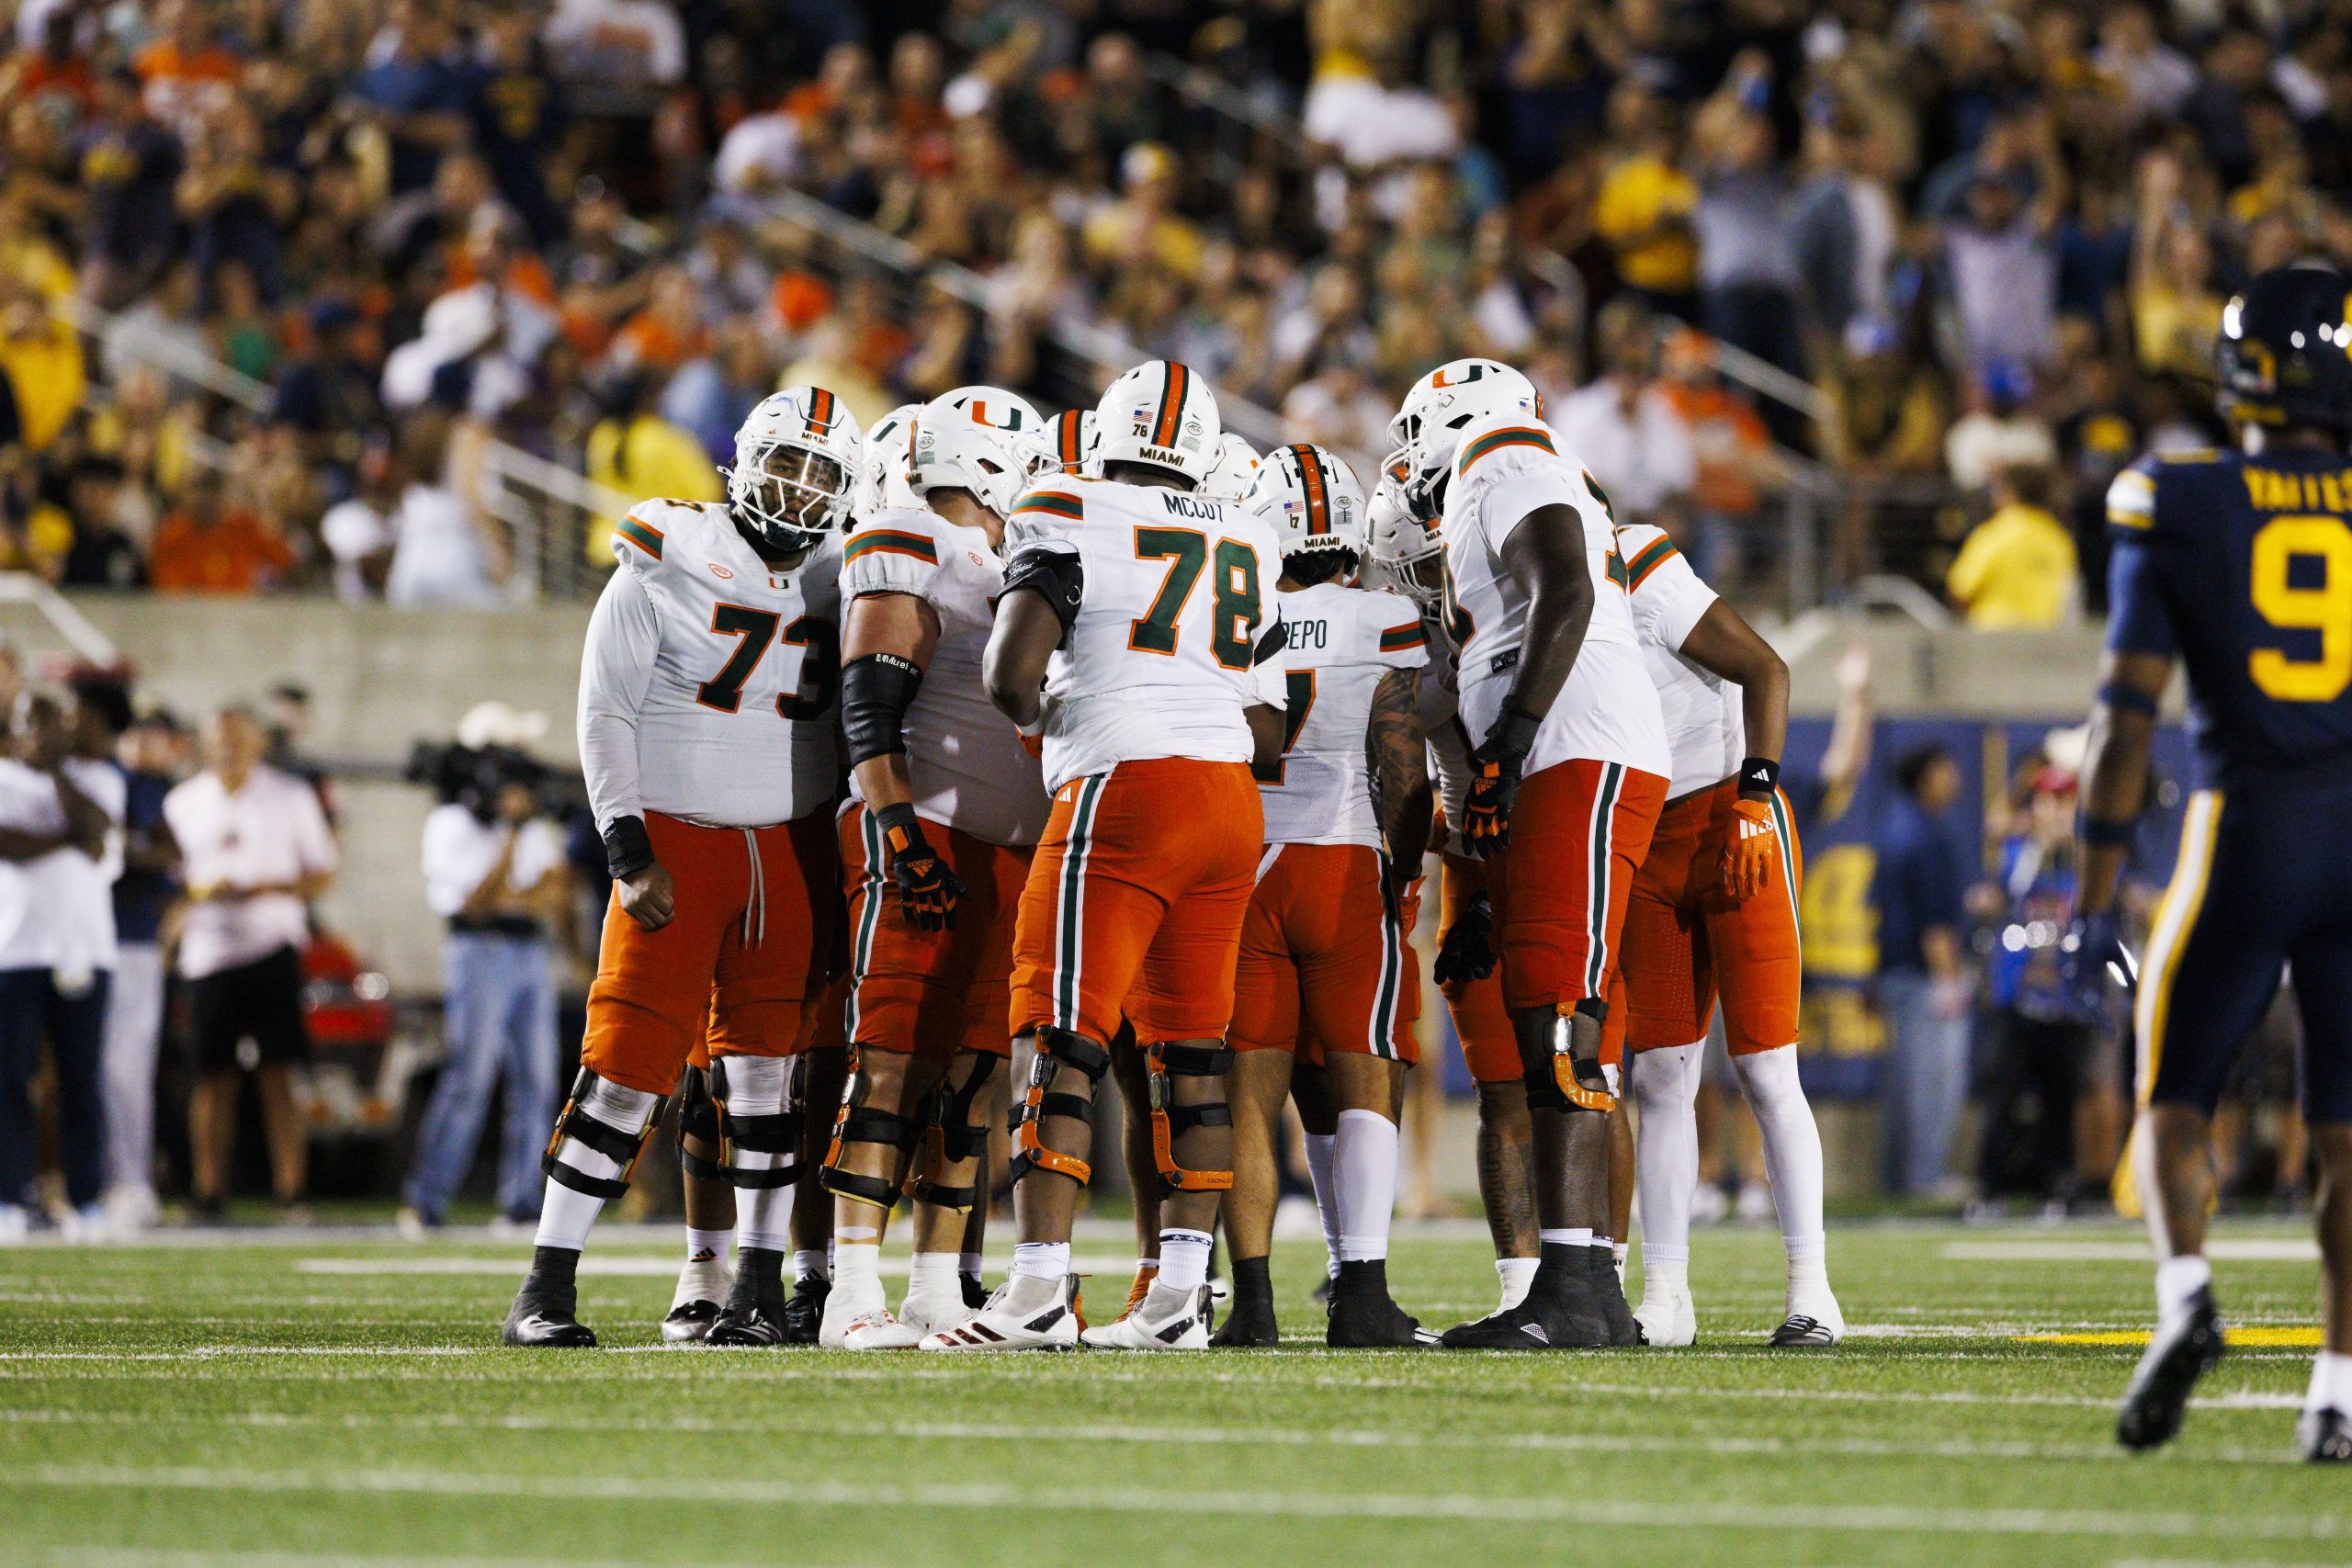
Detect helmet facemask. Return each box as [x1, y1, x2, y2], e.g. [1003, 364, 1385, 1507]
[729, 439, 850, 549]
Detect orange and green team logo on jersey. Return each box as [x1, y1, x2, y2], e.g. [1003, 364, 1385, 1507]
[1379, 620, 1428, 653]
[1013, 491, 1085, 522]
[1456, 425, 1555, 477]
[842, 528, 938, 565]
[1623, 535, 1679, 590]
[615, 515, 665, 559]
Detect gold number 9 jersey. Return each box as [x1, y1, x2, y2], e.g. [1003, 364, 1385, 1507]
[1003, 476, 1282, 795]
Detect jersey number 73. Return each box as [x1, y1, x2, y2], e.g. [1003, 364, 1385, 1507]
[695, 604, 839, 718]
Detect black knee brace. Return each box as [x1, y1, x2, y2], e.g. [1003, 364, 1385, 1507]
[542, 1066, 661, 1199]
[1512, 998, 1617, 1113]
[911, 1055, 999, 1211]
[820, 1048, 921, 1209]
[1147, 1040, 1235, 1195]
[673, 1065, 724, 1182]
[709, 1056, 805, 1190]
[1009, 1028, 1107, 1186]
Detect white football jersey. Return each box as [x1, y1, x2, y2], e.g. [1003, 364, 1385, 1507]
[1414, 648, 1477, 858]
[1257, 580, 1429, 849]
[1618, 523, 1740, 801]
[581, 499, 842, 830]
[1438, 412, 1669, 781]
[1003, 475, 1280, 794]
[842, 506, 1049, 846]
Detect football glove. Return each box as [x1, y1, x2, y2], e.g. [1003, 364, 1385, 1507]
[2062, 908, 2133, 1010]
[876, 804, 965, 932]
[1433, 892, 1497, 987]
[1460, 705, 1541, 859]
[1721, 796, 1778, 902]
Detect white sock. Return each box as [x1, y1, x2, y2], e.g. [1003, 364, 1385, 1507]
[909, 1251, 960, 1301]
[533, 1184, 605, 1252]
[834, 1239, 883, 1306]
[1012, 1240, 1069, 1281]
[685, 1227, 731, 1263]
[1612, 1240, 1628, 1268]
[1333, 1107, 1399, 1262]
[2155, 1254, 2212, 1325]
[1732, 1045, 1827, 1274]
[1158, 1228, 1213, 1293]
[736, 1183, 794, 1253]
[1541, 1227, 1591, 1247]
[2308, 1350, 2352, 1414]
[1497, 1255, 1539, 1309]
[1633, 1042, 1702, 1277]
[959, 1251, 983, 1283]
[792, 1247, 830, 1283]
[1305, 1130, 1341, 1275]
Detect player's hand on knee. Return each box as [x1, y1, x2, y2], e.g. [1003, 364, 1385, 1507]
[1721, 797, 1777, 902]
[618, 863, 676, 931]
[1434, 892, 1497, 986]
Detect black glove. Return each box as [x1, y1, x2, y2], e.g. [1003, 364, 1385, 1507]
[1461, 705, 1541, 858]
[876, 804, 965, 932]
[2062, 908, 2132, 1013]
[1434, 892, 1497, 986]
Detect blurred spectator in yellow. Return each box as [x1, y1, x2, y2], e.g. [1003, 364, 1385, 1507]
[1946, 465, 2077, 629]
[584, 372, 718, 565]
[1593, 83, 1696, 316]
[0, 281, 84, 452]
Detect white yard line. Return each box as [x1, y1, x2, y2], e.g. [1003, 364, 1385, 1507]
[12, 1464, 2352, 1541]
[1944, 1239, 2319, 1262]
[40, 1553, 884, 1568]
[292, 1256, 1139, 1280]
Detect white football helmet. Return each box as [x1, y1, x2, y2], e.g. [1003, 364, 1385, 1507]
[729, 386, 863, 547]
[909, 386, 1044, 518]
[857, 402, 921, 516]
[1093, 359, 1219, 486]
[1367, 466, 1444, 610]
[1037, 409, 1098, 478]
[1248, 443, 1366, 563]
[1384, 357, 1542, 522]
[1199, 433, 1261, 503]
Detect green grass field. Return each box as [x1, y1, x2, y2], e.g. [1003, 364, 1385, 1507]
[3, 1217, 2348, 1567]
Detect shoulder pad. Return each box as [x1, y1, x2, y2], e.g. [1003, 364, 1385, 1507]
[1620, 527, 1682, 590]
[1452, 410, 1565, 482]
[2104, 457, 2158, 533]
[842, 507, 946, 570]
[1010, 482, 1088, 529]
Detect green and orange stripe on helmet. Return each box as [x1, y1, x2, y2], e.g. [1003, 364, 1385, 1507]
[1152, 363, 1191, 450]
[807, 387, 839, 436]
[1288, 443, 1331, 535]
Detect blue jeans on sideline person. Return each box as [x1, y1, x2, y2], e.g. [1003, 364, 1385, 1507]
[0, 966, 111, 1212]
[403, 933, 559, 1223]
[1879, 967, 1972, 1195]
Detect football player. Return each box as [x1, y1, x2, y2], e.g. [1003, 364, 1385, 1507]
[854, 403, 920, 514]
[2074, 265, 2352, 1461]
[817, 386, 1051, 1348]
[1217, 444, 1435, 1348]
[1039, 409, 1097, 478]
[503, 388, 854, 1348]
[1389, 358, 1670, 1350]
[1202, 432, 1262, 502]
[1371, 481, 1542, 1320]
[923, 360, 1283, 1350]
[1611, 520, 1840, 1348]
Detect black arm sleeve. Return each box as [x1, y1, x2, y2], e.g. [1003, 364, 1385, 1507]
[1253, 617, 1287, 666]
[1001, 546, 1085, 641]
[841, 650, 925, 768]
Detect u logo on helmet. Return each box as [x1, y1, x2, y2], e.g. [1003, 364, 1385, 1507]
[1431, 365, 1486, 389]
[971, 401, 1023, 430]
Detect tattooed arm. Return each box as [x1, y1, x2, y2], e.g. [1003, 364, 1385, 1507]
[1366, 666, 1431, 883]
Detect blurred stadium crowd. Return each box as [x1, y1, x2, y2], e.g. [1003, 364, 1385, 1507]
[2, 0, 2347, 609]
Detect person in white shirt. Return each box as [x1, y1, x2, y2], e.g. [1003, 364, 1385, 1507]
[0, 694, 117, 1243]
[163, 706, 340, 1219]
[399, 765, 570, 1234]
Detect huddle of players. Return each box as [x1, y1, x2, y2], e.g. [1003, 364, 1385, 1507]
[501, 344, 1843, 1353]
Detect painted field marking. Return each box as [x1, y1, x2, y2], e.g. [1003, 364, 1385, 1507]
[293, 1256, 1138, 1279]
[1945, 1239, 2318, 1263]
[2018, 1327, 2322, 1348]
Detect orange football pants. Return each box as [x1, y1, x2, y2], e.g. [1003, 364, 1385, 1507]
[1232, 841, 1417, 1063]
[840, 802, 1034, 1060]
[1009, 758, 1262, 1046]
[582, 809, 839, 1096]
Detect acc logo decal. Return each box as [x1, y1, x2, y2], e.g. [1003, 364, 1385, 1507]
[709, 563, 735, 580]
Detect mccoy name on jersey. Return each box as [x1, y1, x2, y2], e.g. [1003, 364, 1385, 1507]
[842, 506, 1048, 846]
[1617, 523, 1740, 800]
[1001, 475, 1281, 794]
[1437, 411, 1668, 779]
[1258, 580, 1429, 848]
[583, 498, 842, 829]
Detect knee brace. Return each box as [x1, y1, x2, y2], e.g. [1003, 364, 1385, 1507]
[820, 1047, 921, 1209]
[1513, 999, 1617, 1113]
[910, 1054, 999, 1212]
[1147, 1040, 1235, 1195]
[542, 1066, 662, 1199]
[1009, 1028, 1107, 1187]
[673, 1065, 724, 1182]
[709, 1055, 804, 1190]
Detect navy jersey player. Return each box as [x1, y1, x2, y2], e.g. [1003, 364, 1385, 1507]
[2073, 265, 2352, 1461]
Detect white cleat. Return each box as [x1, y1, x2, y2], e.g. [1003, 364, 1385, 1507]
[899, 1288, 969, 1337]
[818, 1286, 892, 1350]
[1633, 1285, 1696, 1348]
[1080, 1281, 1212, 1350]
[838, 1307, 924, 1350]
[920, 1275, 1082, 1351]
[1770, 1288, 1846, 1347]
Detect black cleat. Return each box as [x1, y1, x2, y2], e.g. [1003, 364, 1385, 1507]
[1211, 1255, 1279, 1347]
[661, 1298, 723, 1345]
[782, 1275, 830, 1345]
[962, 1273, 989, 1310]
[1442, 1242, 1614, 1349]
[706, 1247, 790, 1348]
[503, 1246, 596, 1347]
[1587, 1247, 1643, 1347]
[1768, 1314, 1838, 1347]
[1438, 1301, 1556, 1349]
[1327, 1259, 1436, 1348]
[2301, 1407, 2352, 1463]
[2117, 1288, 2226, 1450]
